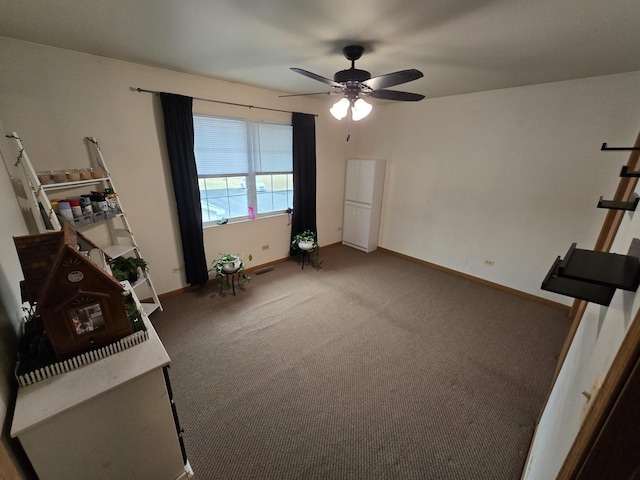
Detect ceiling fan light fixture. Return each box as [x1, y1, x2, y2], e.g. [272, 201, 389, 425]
[351, 98, 372, 121]
[330, 97, 350, 120]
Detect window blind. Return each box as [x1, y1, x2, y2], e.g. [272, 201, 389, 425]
[194, 116, 249, 175]
[194, 116, 292, 175]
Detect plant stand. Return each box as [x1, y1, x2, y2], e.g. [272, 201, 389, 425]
[299, 249, 311, 270]
[219, 267, 241, 295]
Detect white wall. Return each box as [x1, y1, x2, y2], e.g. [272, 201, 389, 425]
[0, 36, 350, 297]
[0, 120, 31, 478]
[354, 72, 640, 302]
[523, 184, 640, 479]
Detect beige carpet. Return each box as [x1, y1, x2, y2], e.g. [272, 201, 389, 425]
[152, 245, 571, 479]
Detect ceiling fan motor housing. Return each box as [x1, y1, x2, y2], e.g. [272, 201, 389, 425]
[334, 68, 371, 84]
[335, 45, 371, 85]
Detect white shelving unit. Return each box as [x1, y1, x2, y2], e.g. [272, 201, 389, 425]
[7, 133, 162, 314]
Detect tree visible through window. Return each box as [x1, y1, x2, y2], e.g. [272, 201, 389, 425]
[193, 115, 293, 225]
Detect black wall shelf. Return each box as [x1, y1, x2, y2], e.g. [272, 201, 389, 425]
[597, 193, 639, 211]
[619, 166, 640, 178]
[601, 143, 640, 151]
[541, 241, 640, 306]
[542, 257, 616, 306]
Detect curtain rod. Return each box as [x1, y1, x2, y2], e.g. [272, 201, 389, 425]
[134, 87, 318, 117]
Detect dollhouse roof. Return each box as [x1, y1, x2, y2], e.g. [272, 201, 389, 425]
[13, 223, 123, 306]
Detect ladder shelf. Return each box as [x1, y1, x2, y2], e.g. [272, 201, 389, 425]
[7, 133, 162, 314]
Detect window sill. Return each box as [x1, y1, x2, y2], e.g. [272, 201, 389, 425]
[203, 211, 291, 229]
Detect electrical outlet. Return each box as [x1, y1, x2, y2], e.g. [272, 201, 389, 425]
[484, 260, 495, 266]
[261, 244, 269, 251]
[172, 267, 182, 273]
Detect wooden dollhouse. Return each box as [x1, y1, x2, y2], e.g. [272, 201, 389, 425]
[14, 223, 132, 360]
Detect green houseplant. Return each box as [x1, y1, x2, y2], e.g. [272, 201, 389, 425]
[110, 256, 148, 283]
[211, 253, 253, 292]
[292, 230, 317, 251]
[291, 230, 322, 269]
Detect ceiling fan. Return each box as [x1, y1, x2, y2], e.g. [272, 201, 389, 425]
[288, 45, 425, 120]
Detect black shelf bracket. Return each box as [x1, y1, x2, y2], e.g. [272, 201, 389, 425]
[601, 143, 640, 151]
[620, 166, 640, 178]
[597, 193, 640, 211]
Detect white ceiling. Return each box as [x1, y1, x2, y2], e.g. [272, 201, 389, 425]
[1, 0, 639, 100]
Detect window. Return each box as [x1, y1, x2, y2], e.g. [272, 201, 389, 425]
[193, 115, 293, 225]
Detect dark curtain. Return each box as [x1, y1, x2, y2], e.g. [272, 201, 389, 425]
[159, 92, 208, 285]
[290, 112, 317, 251]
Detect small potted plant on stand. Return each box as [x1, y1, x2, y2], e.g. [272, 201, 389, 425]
[211, 253, 252, 294]
[292, 230, 322, 270]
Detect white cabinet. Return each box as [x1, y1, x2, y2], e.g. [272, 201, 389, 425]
[10, 314, 192, 480]
[342, 159, 385, 252]
[343, 203, 371, 250]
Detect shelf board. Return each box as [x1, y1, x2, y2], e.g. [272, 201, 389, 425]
[41, 178, 107, 191]
[601, 143, 640, 151]
[559, 243, 640, 291]
[620, 166, 640, 178]
[141, 302, 161, 316]
[542, 269, 616, 306]
[542, 240, 640, 305]
[597, 193, 639, 211]
[102, 244, 136, 259]
[130, 276, 148, 289]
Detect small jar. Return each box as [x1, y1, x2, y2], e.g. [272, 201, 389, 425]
[91, 168, 105, 179]
[51, 170, 66, 183]
[79, 168, 92, 180]
[37, 171, 52, 185]
[66, 169, 81, 182]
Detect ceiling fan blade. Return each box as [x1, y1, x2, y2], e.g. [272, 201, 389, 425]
[279, 92, 335, 98]
[290, 68, 344, 88]
[361, 69, 423, 90]
[368, 90, 426, 102]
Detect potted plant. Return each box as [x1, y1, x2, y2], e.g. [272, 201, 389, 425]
[219, 253, 243, 273]
[292, 230, 318, 251]
[211, 253, 253, 291]
[291, 230, 322, 269]
[110, 256, 148, 283]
